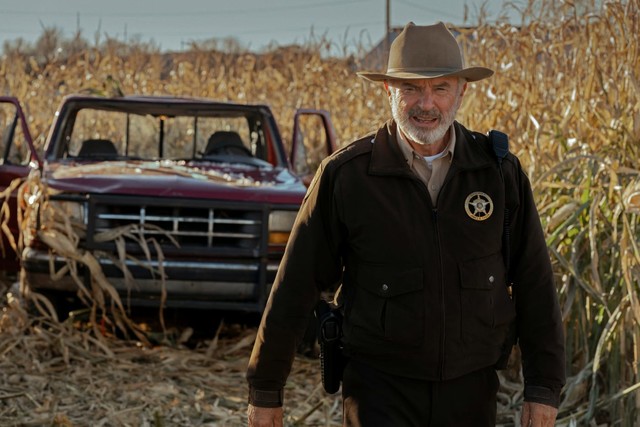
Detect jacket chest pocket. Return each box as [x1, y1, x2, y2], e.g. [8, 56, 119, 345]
[349, 264, 424, 347]
[459, 252, 515, 345]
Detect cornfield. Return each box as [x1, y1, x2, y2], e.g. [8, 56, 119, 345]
[0, 0, 639, 425]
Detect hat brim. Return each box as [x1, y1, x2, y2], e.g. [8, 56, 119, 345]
[357, 66, 494, 83]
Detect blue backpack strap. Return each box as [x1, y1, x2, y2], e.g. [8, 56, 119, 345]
[489, 129, 509, 164]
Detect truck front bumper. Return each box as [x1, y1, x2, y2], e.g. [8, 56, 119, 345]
[21, 247, 280, 311]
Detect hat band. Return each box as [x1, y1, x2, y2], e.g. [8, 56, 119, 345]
[386, 67, 462, 74]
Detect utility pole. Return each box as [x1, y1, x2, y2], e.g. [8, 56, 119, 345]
[386, 0, 390, 37]
[384, 0, 391, 60]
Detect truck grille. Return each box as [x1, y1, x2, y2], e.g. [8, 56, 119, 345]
[87, 196, 264, 255]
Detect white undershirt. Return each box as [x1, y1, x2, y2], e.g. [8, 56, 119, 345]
[423, 149, 448, 169]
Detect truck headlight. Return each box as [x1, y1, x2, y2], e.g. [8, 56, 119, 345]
[268, 210, 297, 245]
[47, 200, 87, 225]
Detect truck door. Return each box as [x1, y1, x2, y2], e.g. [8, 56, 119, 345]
[0, 97, 40, 274]
[290, 109, 338, 186]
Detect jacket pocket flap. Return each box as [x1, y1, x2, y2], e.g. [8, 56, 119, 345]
[357, 264, 423, 297]
[459, 252, 505, 290]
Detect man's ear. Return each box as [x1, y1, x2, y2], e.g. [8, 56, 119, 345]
[460, 81, 468, 97]
[384, 80, 391, 96]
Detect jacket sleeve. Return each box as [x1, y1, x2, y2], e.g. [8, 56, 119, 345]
[509, 156, 566, 408]
[246, 161, 345, 407]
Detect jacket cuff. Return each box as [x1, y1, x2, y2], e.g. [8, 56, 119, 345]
[523, 384, 561, 408]
[248, 387, 284, 408]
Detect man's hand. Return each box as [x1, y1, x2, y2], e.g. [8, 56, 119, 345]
[247, 404, 284, 427]
[521, 401, 558, 427]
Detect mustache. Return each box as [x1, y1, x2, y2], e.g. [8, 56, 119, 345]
[408, 108, 441, 120]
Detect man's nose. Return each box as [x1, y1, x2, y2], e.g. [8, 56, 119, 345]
[416, 90, 435, 109]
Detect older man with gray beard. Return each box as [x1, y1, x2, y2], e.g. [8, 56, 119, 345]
[247, 22, 565, 427]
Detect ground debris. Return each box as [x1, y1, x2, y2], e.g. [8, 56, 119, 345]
[0, 293, 524, 426]
[0, 299, 343, 426]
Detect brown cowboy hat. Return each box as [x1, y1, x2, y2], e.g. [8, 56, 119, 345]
[358, 22, 494, 82]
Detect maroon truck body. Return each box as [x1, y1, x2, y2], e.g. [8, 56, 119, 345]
[0, 95, 336, 313]
[0, 97, 41, 273]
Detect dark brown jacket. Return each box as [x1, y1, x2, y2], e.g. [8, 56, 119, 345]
[247, 121, 565, 407]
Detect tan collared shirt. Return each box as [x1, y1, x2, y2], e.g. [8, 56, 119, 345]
[396, 126, 456, 205]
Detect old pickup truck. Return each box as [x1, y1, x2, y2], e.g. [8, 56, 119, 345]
[0, 95, 336, 317]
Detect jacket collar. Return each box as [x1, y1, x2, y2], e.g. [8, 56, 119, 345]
[369, 120, 494, 177]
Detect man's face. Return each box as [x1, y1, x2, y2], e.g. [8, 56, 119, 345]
[386, 76, 467, 147]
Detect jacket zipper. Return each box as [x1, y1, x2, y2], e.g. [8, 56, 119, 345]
[411, 175, 447, 381]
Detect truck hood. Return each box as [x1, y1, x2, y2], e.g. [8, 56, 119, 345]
[42, 160, 307, 204]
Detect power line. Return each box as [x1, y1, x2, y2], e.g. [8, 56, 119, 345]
[395, 0, 460, 20]
[0, 0, 471, 51]
[0, 20, 384, 38]
[0, 0, 370, 18]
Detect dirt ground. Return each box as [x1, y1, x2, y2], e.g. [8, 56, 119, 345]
[0, 280, 342, 427]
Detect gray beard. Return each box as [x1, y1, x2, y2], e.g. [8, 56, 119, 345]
[390, 97, 459, 146]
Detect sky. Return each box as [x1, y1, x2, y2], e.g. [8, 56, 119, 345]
[0, 0, 517, 54]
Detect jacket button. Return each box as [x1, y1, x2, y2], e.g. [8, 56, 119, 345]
[489, 276, 495, 283]
[381, 284, 389, 292]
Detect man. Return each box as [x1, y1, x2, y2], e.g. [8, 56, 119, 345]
[247, 22, 565, 426]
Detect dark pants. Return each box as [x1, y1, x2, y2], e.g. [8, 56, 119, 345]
[342, 360, 499, 427]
